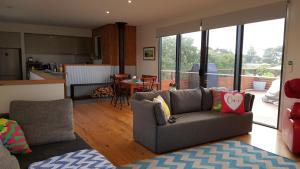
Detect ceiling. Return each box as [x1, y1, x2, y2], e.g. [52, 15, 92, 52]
[0, 0, 275, 29]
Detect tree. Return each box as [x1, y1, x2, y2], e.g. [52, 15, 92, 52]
[161, 36, 177, 71]
[262, 46, 283, 65]
[208, 48, 235, 74]
[180, 38, 200, 71]
[161, 36, 200, 72]
[243, 46, 261, 64]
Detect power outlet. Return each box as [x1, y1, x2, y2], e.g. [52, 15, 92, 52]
[288, 61, 293, 65]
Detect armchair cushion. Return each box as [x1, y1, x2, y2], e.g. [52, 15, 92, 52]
[9, 99, 76, 146]
[290, 103, 300, 119]
[170, 89, 202, 114]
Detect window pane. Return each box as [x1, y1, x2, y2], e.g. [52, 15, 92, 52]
[180, 32, 201, 89]
[242, 19, 285, 127]
[207, 26, 237, 89]
[161, 35, 177, 90]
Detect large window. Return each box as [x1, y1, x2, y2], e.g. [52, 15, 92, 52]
[241, 19, 285, 127]
[160, 35, 177, 90]
[159, 19, 285, 128]
[180, 32, 201, 89]
[207, 26, 237, 89]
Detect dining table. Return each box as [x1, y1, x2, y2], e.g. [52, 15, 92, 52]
[120, 79, 159, 97]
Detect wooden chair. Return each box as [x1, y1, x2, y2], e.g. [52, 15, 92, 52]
[110, 74, 130, 108]
[138, 75, 158, 92]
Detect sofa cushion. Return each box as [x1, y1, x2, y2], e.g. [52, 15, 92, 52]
[134, 91, 171, 108]
[200, 87, 213, 111]
[9, 99, 76, 146]
[170, 89, 202, 114]
[153, 103, 168, 126]
[0, 140, 20, 169]
[154, 95, 171, 119]
[156, 111, 253, 153]
[244, 93, 254, 112]
[15, 133, 90, 169]
[0, 118, 31, 154]
[221, 91, 245, 114]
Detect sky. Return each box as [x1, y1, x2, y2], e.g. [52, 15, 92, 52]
[183, 18, 285, 57]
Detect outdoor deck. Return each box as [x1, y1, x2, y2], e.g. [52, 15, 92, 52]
[248, 90, 278, 127]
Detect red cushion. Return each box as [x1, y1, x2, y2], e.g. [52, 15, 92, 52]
[290, 103, 300, 119]
[221, 91, 245, 114]
[285, 79, 300, 99]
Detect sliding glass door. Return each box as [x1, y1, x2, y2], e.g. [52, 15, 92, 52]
[207, 26, 237, 90]
[160, 35, 177, 90]
[180, 32, 201, 89]
[241, 19, 285, 127]
[158, 19, 285, 128]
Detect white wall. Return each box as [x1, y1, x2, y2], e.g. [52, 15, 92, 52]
[0, 83, 65, 113]
[279, 0, 300, 128]
[136, 23, 159, 77]
[136, 0, 299, 129]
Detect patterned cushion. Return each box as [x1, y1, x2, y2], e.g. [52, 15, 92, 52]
[0, 118, 31, 154]
[221, 91, 245, 114]
[29, 149, 115, 169]
[211, 88, 228, 112]
[153, 95, 171, 120]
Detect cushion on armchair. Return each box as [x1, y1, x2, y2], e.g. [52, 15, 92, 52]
[290, 103, 300, 119]
[170, 89, 202, 114]
[0, 118, 31, 154]
[9, 99, 76, 146]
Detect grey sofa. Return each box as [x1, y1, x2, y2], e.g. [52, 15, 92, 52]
[0, 99, 91, 169]
[131, 88, 254, 153]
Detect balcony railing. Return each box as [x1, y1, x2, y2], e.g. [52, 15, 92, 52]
[160, 70, 278, 91]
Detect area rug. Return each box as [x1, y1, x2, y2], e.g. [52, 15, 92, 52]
[119, 140, 299, 169]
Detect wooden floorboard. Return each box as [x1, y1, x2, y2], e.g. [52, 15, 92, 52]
[74, 99, 300, 167]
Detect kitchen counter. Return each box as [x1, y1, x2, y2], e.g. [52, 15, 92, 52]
[30, 70, 65, 80]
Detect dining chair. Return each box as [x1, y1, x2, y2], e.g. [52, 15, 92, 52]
[110, 74, 130, 108]
[138, 75, 157, 92]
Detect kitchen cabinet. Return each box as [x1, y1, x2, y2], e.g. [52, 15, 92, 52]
[24, 33, 92, 55]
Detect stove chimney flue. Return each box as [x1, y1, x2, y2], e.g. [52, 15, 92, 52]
[116, 22, 127, 74]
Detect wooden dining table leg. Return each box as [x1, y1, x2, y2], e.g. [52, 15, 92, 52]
[130, 85, 135, 97]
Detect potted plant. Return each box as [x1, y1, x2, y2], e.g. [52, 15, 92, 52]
[169, 81, 177, 91]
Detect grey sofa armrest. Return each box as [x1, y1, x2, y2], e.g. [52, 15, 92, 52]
[131, 100, 158, 152]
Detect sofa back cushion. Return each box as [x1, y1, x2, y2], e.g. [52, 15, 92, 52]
[9, 99, 76, 146]
[170, 89, 202, 114]
[0, 140, 20, 169]
[134, 91, 171, 109]
[244, 93, 255, 112]
[200, 87, 213, 111]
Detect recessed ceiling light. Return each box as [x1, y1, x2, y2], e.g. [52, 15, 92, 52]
[106, 11, 110, 14]
[128, 0, 132, 3]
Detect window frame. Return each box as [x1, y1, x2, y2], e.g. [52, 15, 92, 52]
[159, 18, 286, 129]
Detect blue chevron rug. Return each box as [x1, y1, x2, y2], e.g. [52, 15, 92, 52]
[119, 140, 299, 169]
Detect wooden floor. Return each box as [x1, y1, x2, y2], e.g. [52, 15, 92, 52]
[74, 99, 300, 167]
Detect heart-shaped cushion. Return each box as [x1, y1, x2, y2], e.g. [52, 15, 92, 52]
[221, 91, 245, 114]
